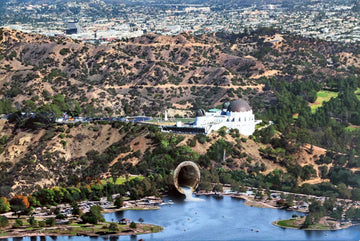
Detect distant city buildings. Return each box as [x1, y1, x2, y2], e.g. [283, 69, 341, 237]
[1, 0, 360, 42]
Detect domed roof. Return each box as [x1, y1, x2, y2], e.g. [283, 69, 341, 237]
[227, 99, 251, 112]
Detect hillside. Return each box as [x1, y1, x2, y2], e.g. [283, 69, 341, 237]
[1, 28, 360, 199]
[1, 27, 360, 117]
[0, 118, 327, 196]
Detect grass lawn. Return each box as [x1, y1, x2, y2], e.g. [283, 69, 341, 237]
[355, 88, 360, 100]
[275, 218, 336, 230]
[345, 125, 360, 132]
[102, 175, 144, 185]
[310, 90, 338, 113]
[308, 223, 330, 230]
[276, 219, 299, 228]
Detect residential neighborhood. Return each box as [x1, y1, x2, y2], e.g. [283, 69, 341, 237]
[1, 0, 360, 42]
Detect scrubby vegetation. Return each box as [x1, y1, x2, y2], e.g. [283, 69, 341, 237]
[0, 27, 360, 205]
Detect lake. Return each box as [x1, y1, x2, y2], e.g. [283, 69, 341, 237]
[1, 194, 359, 241]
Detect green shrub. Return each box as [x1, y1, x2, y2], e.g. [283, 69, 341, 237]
[57, 127, 65, 132]
[59, 48, 70, 55]
[38, 220, 46, 227]
[56, 214, 66, 219]
[60, 140, 67, 148]
[0, 215, 8, 227]
[46, 218, 56, 226]
[108, 222, 119, 231]
[129, 221, 137, 229]
[15, 218, 22, 226]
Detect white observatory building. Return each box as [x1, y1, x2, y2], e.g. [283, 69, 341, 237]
[194, 99, 258, 136]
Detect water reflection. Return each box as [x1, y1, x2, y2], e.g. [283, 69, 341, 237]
[108, 236, 118, 241]
[129, 235, 137, 241]
[13, 237, 23, 241]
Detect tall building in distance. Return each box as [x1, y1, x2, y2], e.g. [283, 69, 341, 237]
[65, 21, 82, 35]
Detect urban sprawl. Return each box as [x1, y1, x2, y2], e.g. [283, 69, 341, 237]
[1, 0, 360, 43]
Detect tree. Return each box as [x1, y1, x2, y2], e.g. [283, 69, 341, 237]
[27, 216, 37, 227]
[10, 195, 30, 218]
[33, 189, 55, 206]
[213, 184, 223, 193]
[330, 206, 343, 221]
[81, 205, 104, 224]
[114, 196, 123, 208]
[301, 215, 311, 229]
[308, 199, 325, 222]
[108, 222, 119, 231]
[0, 197, 10, 213]
[345, 207, 356, 221]
[71, 202, 80, 216]
[0, 216, 8, 228]
[129, 221, 137, 229]
[13, 218, 23, 228]
[46, 218, 56, 227]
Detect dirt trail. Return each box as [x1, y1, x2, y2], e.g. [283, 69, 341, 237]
[113, 83, 264, 90]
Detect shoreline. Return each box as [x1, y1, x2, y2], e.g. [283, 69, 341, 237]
[1, 192, 358, 238]
[0, 203, 163, 239]
[0, 222, 164, 239]
[197, 192, 359, 231]
[272, 218, 359, 231]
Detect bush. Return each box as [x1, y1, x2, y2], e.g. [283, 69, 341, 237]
[27, 216, 37, 227]
[46, 218, 56, 226]
[0, 215, 8, 227]
[114, 196, 123, 208]
[15, 218, 22, 226]
[60, 140, 67, 148]
[59, 48, 70, 56]
[129, 221, 137, 229]
[56, 214, 66, 219]
[38, 220, 46, 227]
[81, 205, 104, 224]
[108, 222, 119, 231]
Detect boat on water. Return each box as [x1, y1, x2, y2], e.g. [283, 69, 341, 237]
[159, 200, 174, 205]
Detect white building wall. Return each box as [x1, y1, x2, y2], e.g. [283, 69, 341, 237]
[194, 109, 256, 136]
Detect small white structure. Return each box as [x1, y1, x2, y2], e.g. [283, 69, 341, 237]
[194, 99, 259, 136]
[164, 109, 168, 121]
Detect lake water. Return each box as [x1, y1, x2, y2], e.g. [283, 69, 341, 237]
[2, 194, 359, 241]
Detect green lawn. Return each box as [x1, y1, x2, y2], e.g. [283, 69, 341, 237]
[355, 88, 360, 100]
[102, 175, 144, 185]
[308, 223, 330, 230]
[146, 118, 195, 124]
[310, 90, 338, 113]
[345, 126, 360, 132]
[276, 219, 298, 228]
[275, 218, 334, 230]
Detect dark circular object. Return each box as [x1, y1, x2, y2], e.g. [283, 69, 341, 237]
[227, 99, 251, 112]
[173, 161, 201, 194]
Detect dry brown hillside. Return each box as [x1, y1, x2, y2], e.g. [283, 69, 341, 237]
[1, 28, 359, 117]
[0, 116, 328, 196]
